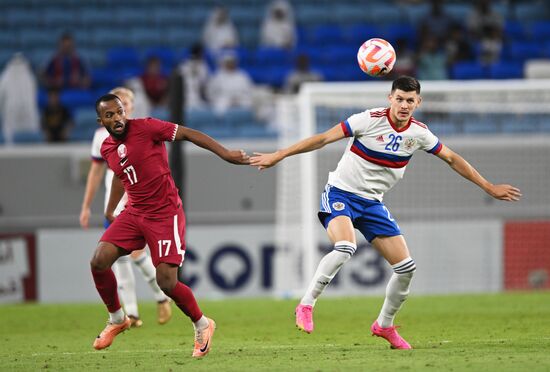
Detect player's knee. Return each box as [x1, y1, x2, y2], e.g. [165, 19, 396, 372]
[155, 265, 177, 294]
[90, 242, 117, 271]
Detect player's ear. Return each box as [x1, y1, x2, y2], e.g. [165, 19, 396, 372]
[416, 95, 422, 108]
[96, 117, 103, 126]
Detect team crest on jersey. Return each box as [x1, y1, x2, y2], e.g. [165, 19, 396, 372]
[117, 144, 127, 158]
[332, 202, 345, 211]
[403, 138, 417, 150]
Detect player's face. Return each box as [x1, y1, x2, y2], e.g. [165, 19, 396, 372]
[388, 89, 422, 125]
[97, 98, 128, 139]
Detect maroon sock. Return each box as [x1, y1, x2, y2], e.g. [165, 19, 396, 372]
[91, 268, 121, 313]
[167, 282, 203, 322]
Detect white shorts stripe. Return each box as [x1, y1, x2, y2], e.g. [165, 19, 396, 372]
[173, 214, 185, 266]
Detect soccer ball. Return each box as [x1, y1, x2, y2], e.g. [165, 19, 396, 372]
[357, 38, 396, 77]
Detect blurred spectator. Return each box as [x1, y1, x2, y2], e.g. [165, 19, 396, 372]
[416, 36, 448, 80]
[390, 38, 417, 78]
[140, 56, 169, 107]
[260, 0, 296, 49]
[446, 23, 474, 67]
[0, 53, 40, 144]
[466, 0, 503, 39]
[125, 78, 152, 118]
[207, 52, 253, 115]
[202, 7, 239, 52]
[178, 43, 210, 110]
[42, 32, 90, 90]
[284, 54, 323, 94]
[41, 89, 73, 142]
[418, 0, 453, 45]
[479, 25, 503, 65]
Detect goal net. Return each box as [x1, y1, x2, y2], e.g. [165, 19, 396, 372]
[273, 79, 550, 297]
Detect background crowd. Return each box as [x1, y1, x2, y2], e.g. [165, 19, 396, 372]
[0, 0, 549, 144]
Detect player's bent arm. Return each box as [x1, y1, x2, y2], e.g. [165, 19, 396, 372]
[79, 161, 106, 228]
[105, 175, 125, 222]
[436, 145, 521, 201]
[250, 123, 346, 170]
[175, 125, 249, 164]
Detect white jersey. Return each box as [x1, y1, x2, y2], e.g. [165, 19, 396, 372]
[327, 107, 442, 201]
[90, 127, 128, 216]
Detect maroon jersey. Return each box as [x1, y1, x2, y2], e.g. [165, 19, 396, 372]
[101, 117, 180, 218]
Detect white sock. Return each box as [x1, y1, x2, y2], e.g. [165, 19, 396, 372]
[193, 315, 209, 331]
[133, 250, 168, 302]
[376, 257, 416, 328]
[109, 308, 126, 324]
[300, 241, 356, 306]
[113, 256, 139, 318]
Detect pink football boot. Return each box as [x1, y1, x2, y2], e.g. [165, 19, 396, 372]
[371, 321, 412, 349]
[295, 304, 314, 333]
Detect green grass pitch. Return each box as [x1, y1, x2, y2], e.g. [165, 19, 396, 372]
[1, 292, 549, 371]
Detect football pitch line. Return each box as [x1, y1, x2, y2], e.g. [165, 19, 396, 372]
[27, 337, 550, 357]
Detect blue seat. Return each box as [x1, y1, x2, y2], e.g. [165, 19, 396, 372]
[309, 25, 345, 45]
[383, 23, 417, 45]
[128, 28, 162, 47]
[426, 122, 459, 136]
[13, 131, 44, 144]
[106, 47, 140, 70]
[445, 3, 471, 22]
[451, 62, 487, 80]
[69, 126, 97, 142]
[296, 4, 330, 25]
[504, 20, 526, 41]
[74, 108, 98, 130]
[507, 41, 544, 62]
[79, 8, 111, 26]
[489, 61, 524, 79]
[165, 28, 198, 49]
[501, 121, 539, 133]
[18, 29, 58, 49]
[332, 4, 369, 24]
[186, 108, 219, 130]
[367, 5, 405, 25]
[113, 7, 150, 24]
[60, 89, 95, 109]
[515, 3, 548, 22]
[92, 28, 129, 48]
[462, 121, 499, 134]
[91, 68, 122, 90]
[529, 21, 550, 41]
[42, 8, 77, 26]
[343, 24, 379, 45]
[254, 47, 291, 65]
[223, 108, 255, 128]
[5, 9, 38, 26]
[401, 3, 430, 25]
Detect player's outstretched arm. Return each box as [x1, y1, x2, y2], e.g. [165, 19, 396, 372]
[79, 161, 106, 228]
[250, 123, 346, 170]
[105, 175, 124, 223]
[436, 145, 521, 201]
[175, 126, 249, 165]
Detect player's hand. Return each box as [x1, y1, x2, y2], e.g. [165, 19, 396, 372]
[487, 184, 522, 201]
[225, 149, 250, 165]
[250, 152, 280, 170]
[79, 208, 90, 229]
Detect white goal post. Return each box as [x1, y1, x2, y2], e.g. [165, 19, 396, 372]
[273, 79, 550, 297]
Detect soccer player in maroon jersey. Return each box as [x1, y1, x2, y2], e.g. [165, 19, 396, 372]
[90, 93, 249, 357]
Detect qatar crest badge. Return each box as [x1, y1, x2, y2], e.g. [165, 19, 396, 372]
[332, 202, 345, 211]
[117, 144, 127, 158]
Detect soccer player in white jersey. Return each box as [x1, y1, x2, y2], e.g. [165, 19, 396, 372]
[250, 76, 521, 349]
[80, 87, 172, 327]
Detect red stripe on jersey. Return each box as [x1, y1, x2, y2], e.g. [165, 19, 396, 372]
[350, 145, 409, 168]
[340, 121, 351, 137]
[411, 119, 427, 129]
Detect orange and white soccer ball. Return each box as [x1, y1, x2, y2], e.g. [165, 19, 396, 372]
[357, 38, 396, 77]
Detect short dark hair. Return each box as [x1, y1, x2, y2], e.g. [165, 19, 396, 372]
[391, 76, 421, 94]
[95, 93, 121, 115]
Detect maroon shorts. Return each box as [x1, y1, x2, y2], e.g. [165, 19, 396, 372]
[100, 208, 186, 267]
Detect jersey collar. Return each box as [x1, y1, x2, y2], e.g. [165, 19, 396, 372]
[386, 108, 412, 133]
